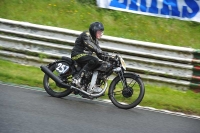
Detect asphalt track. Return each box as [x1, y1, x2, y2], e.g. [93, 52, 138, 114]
[0, 83, 199, 133]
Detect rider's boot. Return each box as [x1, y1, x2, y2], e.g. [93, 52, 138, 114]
[72, 66, 87, 87]
[93, 80, 103, 93]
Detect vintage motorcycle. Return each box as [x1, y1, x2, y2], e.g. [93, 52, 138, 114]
[40, 53, 145, 109]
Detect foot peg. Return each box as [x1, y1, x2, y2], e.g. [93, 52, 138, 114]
[72, 78, 82, 87]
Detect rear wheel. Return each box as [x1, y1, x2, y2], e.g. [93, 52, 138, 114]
[109, 73, 145, 109]
[43, 63, 73, 98]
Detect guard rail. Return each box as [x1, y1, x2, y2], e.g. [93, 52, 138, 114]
[0, 18, 199, 91]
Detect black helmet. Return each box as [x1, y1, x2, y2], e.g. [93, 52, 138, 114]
[89, 22, 104, 40]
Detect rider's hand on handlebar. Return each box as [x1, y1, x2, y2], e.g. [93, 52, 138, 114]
[100, 52, 118, 62]
[109, 55, 117, 62]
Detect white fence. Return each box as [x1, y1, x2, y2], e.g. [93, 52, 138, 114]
[0, 18, 200, 91]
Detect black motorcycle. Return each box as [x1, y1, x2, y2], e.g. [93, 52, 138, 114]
[40, 54, 145, 109]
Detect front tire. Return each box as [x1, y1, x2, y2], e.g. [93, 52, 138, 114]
[109, 73, 145, 109]
[43, 63, 73, 98]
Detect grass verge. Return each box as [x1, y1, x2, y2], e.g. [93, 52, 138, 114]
[0, 0, 199, 49]
[0, 58, 200, 116]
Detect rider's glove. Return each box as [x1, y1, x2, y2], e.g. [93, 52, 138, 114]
[96, 49, 102, 55]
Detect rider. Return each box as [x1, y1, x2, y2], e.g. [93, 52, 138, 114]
[71, 22, 108, 87]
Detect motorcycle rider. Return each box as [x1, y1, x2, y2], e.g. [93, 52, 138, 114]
[71, 22, 108, 87]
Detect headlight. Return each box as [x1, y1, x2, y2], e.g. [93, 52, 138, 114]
[120, 57, 126, 70]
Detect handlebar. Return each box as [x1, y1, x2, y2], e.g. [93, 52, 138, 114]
[100, 52, 119, 62]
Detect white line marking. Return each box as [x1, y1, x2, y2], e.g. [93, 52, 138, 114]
[0, 81, 199, 120]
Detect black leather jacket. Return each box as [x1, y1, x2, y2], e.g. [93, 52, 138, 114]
[71, 31, 103, 59]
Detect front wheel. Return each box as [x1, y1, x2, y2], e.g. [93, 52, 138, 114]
[109, 73, 145, 109]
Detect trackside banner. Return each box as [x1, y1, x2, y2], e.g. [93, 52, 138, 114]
[96, 0, 200, 22]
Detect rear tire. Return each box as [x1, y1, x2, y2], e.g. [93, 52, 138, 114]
[43, 63, 73, 98]
[109, 73, 145, 109]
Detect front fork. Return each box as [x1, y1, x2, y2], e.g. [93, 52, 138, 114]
[115, 68, 128, 88]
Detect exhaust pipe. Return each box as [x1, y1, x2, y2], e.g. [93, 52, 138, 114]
[40, 66, 70, 88]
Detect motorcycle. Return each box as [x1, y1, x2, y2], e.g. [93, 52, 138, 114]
[40, 53, 145, 109]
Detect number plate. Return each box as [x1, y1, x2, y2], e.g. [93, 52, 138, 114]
[56, 63, 69, 74]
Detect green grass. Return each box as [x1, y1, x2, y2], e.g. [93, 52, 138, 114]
[0, 59, 43, 88]
[0, 0, 200, 49]
[0, 59, 200, 116]
[141, 84, 200, 115]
